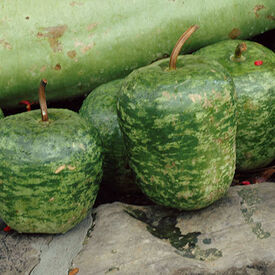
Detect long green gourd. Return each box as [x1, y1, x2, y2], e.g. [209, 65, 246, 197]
[1, 0, 275, 108]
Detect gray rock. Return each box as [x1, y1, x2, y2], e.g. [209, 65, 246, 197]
[0, 227, 51, 275]
[72, 182, 275, 275]
[0, 211, 93, 275]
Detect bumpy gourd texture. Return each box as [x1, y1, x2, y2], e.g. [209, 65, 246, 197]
[117, 55, 237, 210]
[0, 109, 102, 234]
[195, 40, 275, 171]
[79, 79, 138, 194]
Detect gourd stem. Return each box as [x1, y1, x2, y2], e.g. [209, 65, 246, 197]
[169, 25, 199, 70]
[38, 79, 48, 122]
[233, 42, 247, 61]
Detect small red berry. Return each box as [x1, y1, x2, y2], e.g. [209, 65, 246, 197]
[3, 226, 11, 232]
[254, 60, 263, 66]
[19, 100, 34, 111]
[241, 181, 251, 185]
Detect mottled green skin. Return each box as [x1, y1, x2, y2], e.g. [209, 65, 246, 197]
[117, 55, 236, 210]
[195, 40, 275, 171]
[0, 109, 3, 119]
[0, 109, 102, 234]
[79, 79, 138, 194]
[1, 0, 275, 108]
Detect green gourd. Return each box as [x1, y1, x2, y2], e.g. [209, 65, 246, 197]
[1, 0, 274, 108]
[79, 79, 140, 195]
[0, 80, 102, 233]
[117, 26, 237, 210]
[194, 40, 275, 171]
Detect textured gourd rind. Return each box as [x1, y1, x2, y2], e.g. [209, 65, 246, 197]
[117, 55, 236, 210]
[0, 109, 102, 234]
[194, 40, 275, 171]
[79, 79, 138, 194]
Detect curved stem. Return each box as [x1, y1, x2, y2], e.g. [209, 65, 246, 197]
[231, 42, 247, 62]
[234, 42, 247, 58]
[169, 25, 199, 70]
[38, 79, 48, 121]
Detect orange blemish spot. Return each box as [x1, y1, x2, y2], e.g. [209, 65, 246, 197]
[67, 165, 76, 171]
[55, 165, 66, 174]
[68, 268, 79, 275]
[54, 63, 62, 70]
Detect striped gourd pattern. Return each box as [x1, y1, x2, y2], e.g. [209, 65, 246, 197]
[117, 55, 237, 210]
[0, 109, 102, 233]
[195, 40, 275, 171]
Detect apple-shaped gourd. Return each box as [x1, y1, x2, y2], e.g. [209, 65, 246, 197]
[0, 80, 102, 233]
[194, 40, 275, 171]
[79, 79, 139, 195]
[117, 26, 237, 210]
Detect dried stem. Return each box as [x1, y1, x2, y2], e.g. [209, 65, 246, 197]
[38, 79, 48, 121]
[169, 25, 199, 70]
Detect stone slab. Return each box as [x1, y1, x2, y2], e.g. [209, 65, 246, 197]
[0, 211, 93, 275]
[72, 182, 275, 275]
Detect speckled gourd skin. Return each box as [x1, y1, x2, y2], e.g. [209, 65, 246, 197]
[117, 55, 237, 210]
[1, 0, 275, 108]
[194, 40, 275, 171]
[79, 79, 139, 194]
[0, 109, 102, 234]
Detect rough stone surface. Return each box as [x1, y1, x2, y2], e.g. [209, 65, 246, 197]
[0, 211, 93, 275]
[72, 182, 275, 275]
